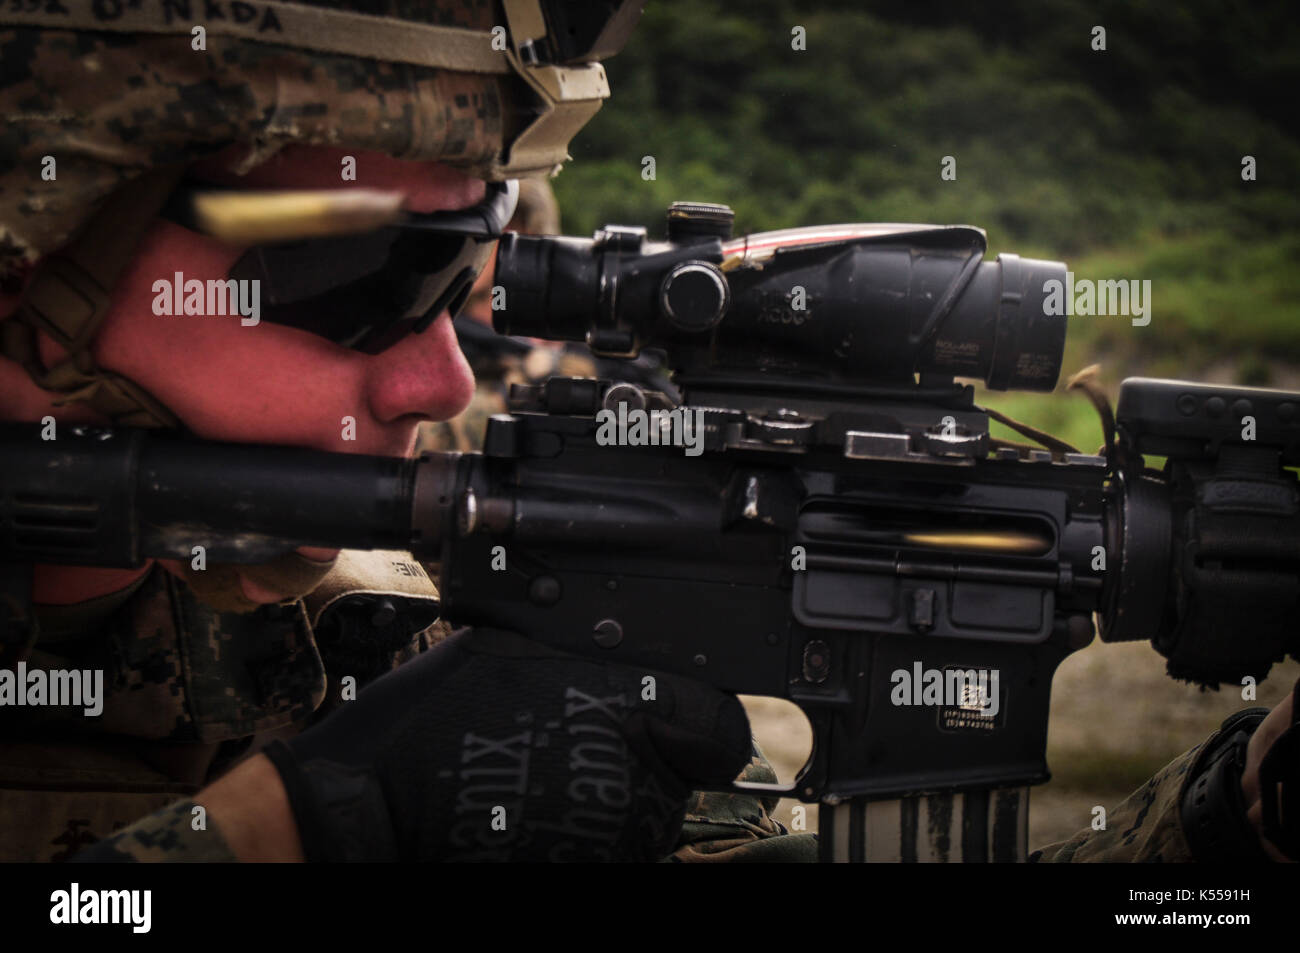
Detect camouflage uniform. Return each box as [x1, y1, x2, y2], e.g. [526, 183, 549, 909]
[671, 748, 818, 863]
[1031, 747, 1200, 863]
[2, 0, 812, 862]
[1031, 711, 1270, 863]
[1, 551, 447, 862]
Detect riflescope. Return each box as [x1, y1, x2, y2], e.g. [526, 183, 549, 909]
[494, 203, 1067, 391]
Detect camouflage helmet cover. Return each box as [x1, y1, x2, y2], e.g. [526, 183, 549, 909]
[0, 0, 634, 281]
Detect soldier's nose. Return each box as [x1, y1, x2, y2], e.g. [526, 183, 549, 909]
[364, 310, 475, 424]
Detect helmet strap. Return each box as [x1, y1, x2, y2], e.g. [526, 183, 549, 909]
[0, 165, 186, 429]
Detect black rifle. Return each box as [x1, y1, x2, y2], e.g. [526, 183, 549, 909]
[4, 204, 1298, 861]
[453, 313, 679, 401]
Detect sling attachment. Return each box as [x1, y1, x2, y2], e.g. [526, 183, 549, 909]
[1066, 363, 1127, 471]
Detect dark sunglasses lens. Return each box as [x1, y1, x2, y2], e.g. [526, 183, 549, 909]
[358, 237, 495, 353]
[183, 178, 517, 348]
[240, 230, 493, 352]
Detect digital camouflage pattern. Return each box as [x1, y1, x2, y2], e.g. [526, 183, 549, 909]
[73, 748, 815, 862]
[1, 553, 443, 861]
[1030, 742, 1204, 862]
[0, 762, 200, 862]
[1, 563, 324, 861]
[0, 0, 515, 280]
[670, 744, 819, 862]
[71, 799, 238, 862]
[37, 566, 326, 743]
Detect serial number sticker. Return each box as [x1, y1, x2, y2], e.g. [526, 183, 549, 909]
[937, 665, 1006, 733]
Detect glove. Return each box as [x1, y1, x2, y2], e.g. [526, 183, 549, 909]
[264, 626, 751, 862]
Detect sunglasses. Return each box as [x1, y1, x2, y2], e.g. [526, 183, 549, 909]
[163, 179, 519, 354]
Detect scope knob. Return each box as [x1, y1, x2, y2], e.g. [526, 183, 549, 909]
[666, 202, 735, 244]
[593, 224, 647, 252]
[603, 382, 647, 412]
[659, 261, 730, 333]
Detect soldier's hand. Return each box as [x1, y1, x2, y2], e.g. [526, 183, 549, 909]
[1240, 680, 1297, 862]
[263, 627, 751, 861]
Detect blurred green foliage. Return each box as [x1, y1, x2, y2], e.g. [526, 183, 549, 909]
[553, 0, 1300, 417]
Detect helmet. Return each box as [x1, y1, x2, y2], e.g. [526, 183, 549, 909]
[0, 0, 642, 275]
[0, 0, 642, 425]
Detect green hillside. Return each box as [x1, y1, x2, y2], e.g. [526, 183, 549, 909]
[553, 1, 1300, 448]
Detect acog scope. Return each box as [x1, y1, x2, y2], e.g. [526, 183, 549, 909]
[493, 203, 1068, 392]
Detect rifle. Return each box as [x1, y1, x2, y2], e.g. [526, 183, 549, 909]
[4, 203, 1299, 861]
[453, 313, 679, 401]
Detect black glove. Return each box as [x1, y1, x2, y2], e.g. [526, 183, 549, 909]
[264, 627, 751, 861]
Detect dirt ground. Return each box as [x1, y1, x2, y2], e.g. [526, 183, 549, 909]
[741, 636, 1299, 853]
